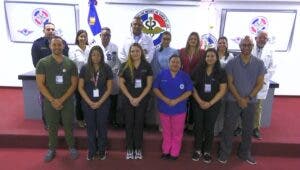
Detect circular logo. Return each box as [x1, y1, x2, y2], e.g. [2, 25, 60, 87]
[201, 33, 217, 49]
[179, 84, 184, 90]
[32, 8, 50, 27]
[136, 9, 171, 46]
[249, 16, 268, 34]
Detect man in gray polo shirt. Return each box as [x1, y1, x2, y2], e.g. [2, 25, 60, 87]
[218, 36, 265, 165]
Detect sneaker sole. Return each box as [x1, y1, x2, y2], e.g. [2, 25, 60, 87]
[192, 158, 200, 161]
[246, 160, 257, 165]
[217, 159, 227, 164]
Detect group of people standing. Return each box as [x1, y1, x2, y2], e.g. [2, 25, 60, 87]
[31, 16, 275, 165]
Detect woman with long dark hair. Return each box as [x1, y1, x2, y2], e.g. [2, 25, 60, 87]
[191, 48, 227, 163]
[78, 45, 113, 160]
[69, 29, 91, 128]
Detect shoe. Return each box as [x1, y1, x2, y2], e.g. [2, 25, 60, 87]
[238, 154, 257, 165]
[69, 148, 79, 160]
[192, 150, 202, 161]
[44, 125, 49, 131]
[161, 153, 170, 160]
[78, 121, 86, 128]
[99, 151, 107, 160]
[203, 153, 212, 164]
[86, 152, 95, 161]
[253, 128, 262, 139]
[234, 127, 242, 136]
[134, 149, 143, 159]
[217, 155, 227, 164]
[126, 150, 134, 160]
[169, 156, 178, 161]
[44, 149, 56, 162]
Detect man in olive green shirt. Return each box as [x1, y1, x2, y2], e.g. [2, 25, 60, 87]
[36, 36, 79, 162]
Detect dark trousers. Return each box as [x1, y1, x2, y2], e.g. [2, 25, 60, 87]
[39, 93, 47, 126]
[193, 101, 221, 153]
[82, 101, 110, 155]
[219, 101, 255, 159]
[123, 96, 148, 150]
[75, 90, 84, 121]
[108, 94, 118, 124]
[186, 97, 195, 125]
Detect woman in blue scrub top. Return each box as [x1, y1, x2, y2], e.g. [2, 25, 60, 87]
[78, 45, 113, 160]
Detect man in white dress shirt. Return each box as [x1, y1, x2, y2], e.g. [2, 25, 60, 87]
[251, 31, 276, 139]
[119, 16, 154, 63]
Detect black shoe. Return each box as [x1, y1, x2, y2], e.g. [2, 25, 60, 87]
[192, 150, 202, 161]
[253, 128, 262, 139]
[203, 153, 212, 164]
[237, 153, 257, 165]
[99, 150, 107, 160]
[160, 153, 170, 160]
[169, 156, 178, 161]
[234, 127, 242, 136]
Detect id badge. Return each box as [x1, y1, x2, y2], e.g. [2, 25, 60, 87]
[204, 84, 211, 93]
[93, 89, 99, 97]
[55, 75, 63, 84]
[135, 79, 142, 88]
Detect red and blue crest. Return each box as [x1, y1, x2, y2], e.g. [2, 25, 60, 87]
[32, 8, 50, 27]
[136, 9, 171, 46]
[249, 16, 268, 34]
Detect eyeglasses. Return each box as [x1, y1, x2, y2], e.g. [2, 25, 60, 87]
[46, 28, 55, 31]
[101, 34, 111, 37]
[241, 44, 253, 48]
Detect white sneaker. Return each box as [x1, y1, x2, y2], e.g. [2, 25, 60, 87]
[134, 149, 143, 159]
[126, 150, 134, 160]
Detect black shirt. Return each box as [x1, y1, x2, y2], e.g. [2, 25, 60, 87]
[191, 68, 227, 101]
[79, 64, 113, 101]
[119, 60, 153, 97]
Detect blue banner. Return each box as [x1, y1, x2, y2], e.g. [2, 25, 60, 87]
[88, 0, 101, 36]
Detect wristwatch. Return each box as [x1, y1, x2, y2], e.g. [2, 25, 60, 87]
[248, 95, 253, 100]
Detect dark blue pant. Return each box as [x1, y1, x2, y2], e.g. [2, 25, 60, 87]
[82, 100, 110, 155]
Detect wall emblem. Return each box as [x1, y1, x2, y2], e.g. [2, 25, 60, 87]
[32, 8, 50, 27]
[136, 9, 171, 46]
[249, 16, 268, 34]
[201, 33, 217, 49]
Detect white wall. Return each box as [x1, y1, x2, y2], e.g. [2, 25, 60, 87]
[1, 0, 300, 95]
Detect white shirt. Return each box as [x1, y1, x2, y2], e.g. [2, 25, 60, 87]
[68, 45, 91, 72]
[252, 43, 276, 99]
[119, 33, 154, 63]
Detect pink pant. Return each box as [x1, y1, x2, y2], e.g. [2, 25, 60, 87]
[160, 112, 186, 157]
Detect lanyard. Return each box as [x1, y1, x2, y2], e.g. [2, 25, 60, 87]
[91, 71, 99, 88]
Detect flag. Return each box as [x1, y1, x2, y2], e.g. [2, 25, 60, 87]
[88, 0, 101, 36]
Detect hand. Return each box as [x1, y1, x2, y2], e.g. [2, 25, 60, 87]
[237, 97, 248, 109]
[168, 99, 178, 107]
[200, 101, 211, 110]
[51, 99, 63, 110]
[130, 97, 141, 107]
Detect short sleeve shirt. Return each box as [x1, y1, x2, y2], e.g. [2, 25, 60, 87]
[79, 64, 113, 101]
[191, 68, 227, 101]
[36, 55, 78, 99]
[153, 69, 193, 115]
[118, 60, 153, 97]
[225, 55, 266, 102]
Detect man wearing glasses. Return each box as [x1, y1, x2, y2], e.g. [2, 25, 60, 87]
[218, 36, 266, 165]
